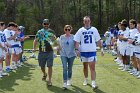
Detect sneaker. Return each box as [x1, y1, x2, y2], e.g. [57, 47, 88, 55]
[121, 66, 129, 71]
[17, 63, 22, 68]
[114, 58, 118, 62]
[0, 74, 2, 78]
[63, 82, 67, 89]
[118, 66, 124, 70]
[20, 62, 24, 66]
[0, 71, 3, 78]
[30, 53, 36, 58]
[130, 71, 137, 76]
[137, 75, 140, 79]
[11, 62, 17, 70]
[134, 71, 140, 76]
[128, 69, 134, 73]
[133, 71, 139, 76]
[83, 79, 88, 85]
[67, 80, 71, 86]
[5, 68, 11, 72]
[1, 72, 8, 76]
[11, 65, 17, 70]
[92, 81, 98, 89]
[119, 63, 124, 67]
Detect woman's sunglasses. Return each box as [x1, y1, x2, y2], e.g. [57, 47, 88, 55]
[65, 29, 71, 31]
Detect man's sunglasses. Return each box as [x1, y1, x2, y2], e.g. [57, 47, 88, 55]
[44, 23, 49, 25]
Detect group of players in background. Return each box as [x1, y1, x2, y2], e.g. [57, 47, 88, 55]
[104, 19, 140, 79]
[0, 22, 28, 78]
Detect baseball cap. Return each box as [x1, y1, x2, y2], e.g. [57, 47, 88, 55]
[43, 19, 49, 23]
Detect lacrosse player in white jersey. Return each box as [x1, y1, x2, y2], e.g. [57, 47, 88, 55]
[127, 19, 138, 75]
[118, 21, 130, 71]
[129, 21, 140, 78]
[115, 22, 123, 66]
[3, 22, 17, 72]
[12, 25, 23, 68]
[104, 28, 113, 53]
[74, 16, 104, 89]
[0, 22, 8, 77]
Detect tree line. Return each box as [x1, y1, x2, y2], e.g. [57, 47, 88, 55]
[0, 0, 140, 36]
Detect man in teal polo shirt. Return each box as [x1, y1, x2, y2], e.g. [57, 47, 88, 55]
[33, 19, 56, 86]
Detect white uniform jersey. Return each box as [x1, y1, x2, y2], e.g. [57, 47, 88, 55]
[3, 29, 15, 45]
[117, 30, 123, 47]
[0, 30, 6, 47]
[74, 27, 101, 52]
[104, 31, 112, 40]
[119, 29, 129, 48]
[134, 32, 140, 53]
[104, 31, 112, 45]
[128, 28, 138, 47]
[0, 30, 6, 58]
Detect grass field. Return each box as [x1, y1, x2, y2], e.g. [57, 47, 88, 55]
[1, 39, 140, 93]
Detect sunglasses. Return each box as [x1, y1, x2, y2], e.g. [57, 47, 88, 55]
[44, 23, 49, 25]
[65, 29, 71, 31]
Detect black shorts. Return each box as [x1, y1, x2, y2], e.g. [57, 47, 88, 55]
[38, 51, 54, 67]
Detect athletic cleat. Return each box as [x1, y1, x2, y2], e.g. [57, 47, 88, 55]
[11, 65, 17, 70]
[5, 68, 11, 72]
[137, 75, 140, 79]
[0, 74, 2, 78]
[1, 72, 8, 76]
[118, 67, 124, 70]
[136, 71, 140, 75]
[17, 63, 22, 68]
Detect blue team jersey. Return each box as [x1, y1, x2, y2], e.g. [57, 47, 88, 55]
[113, 30, 118, 37]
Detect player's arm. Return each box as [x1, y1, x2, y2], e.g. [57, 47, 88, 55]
[33, 38, 37, 52]
[73, 29, 81, 57]
[97, 39, 104, 56]
[75, 41, 80, 57]
[95, 28, 104, 56]
[33, 32, 39, 52]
